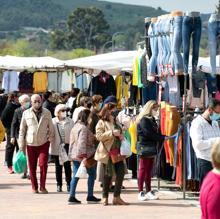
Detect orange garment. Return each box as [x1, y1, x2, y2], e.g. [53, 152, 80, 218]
[176, 133, 183, 186]
[33, 71, 48, 93]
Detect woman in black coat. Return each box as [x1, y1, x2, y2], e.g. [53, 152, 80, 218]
[136, 100, 165, 201]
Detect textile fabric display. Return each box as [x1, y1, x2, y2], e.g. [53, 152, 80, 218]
[182, 12, 202, 74]
[33, 71, 48, 93]
[115, 74, 130, 108]
[61, 70, 72, 92]
[2, 71, 19, 93]
[75, 72, 92, 91]
[48, 72, 61, 92]
[18, 70, 33, 93]
[144, 17, 152, 59]
[88, 71, 116, 100]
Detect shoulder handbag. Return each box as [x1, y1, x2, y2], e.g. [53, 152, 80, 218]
[83, 154, 97, 168]
[57, 123, 69, 165]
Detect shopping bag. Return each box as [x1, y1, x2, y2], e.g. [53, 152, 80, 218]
[59, 143, 69, 165]
[75, 161, 88, 178]
[120, 138, 132, 157]
[13, 151, 27, 174]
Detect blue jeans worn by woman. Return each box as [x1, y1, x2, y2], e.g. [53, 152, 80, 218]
[69, 161, 96, 198]
[182, 14, 202, 74]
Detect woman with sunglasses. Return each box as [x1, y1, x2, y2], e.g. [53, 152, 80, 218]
[50, 104, 74, 192]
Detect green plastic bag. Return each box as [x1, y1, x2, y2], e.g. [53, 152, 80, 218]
[13, 151, 27, 174]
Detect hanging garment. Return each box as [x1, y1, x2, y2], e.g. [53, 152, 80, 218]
[75, 72, 90, 90]
[18, 71, 33, 93]
[182, 12, 202, 74]
[140, 50, 148, 86]
[33, 71, 48, 93]
[88, 71, 116, 100]
[48, 72, 61, 92]
[144, 18, 152, 58]
[60, 70, 72, 92]
[2, 71, 19, 93]
[208, 13, 220, 75]
[128, 120, 137, 154]
[115, 74, 130, 108]
[132, 54, 139, 86]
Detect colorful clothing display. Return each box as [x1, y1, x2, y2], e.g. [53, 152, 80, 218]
[33, 71, 48, 93]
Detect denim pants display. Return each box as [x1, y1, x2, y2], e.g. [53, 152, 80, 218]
[182, 14, 202, 74]
[157, 20, 164, 76]
[208, 13, 220, 75]
[172, 16, 184, 74]
[145, 18, 152, 59]
[142, 81, 157, 105]
[148, 22, 158, 75]
[69, 161, 96, 198]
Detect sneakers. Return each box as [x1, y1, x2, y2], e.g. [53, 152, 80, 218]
[57, 186, 62, 192]
[40, 188, 48, 194]
[68, 197, 81, 205]
[8, 166, 14, 174]
[145, 191, 159, 200]
[87, 196, 101, 204]
[138, 191, 148, 201]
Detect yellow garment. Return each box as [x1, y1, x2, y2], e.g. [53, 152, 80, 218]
[129, 120, 137, 154]
[115, 75, 129, 109]
[33, 71, 48, 93]
[0, 120, 5, 143]
[165, 104, 180, 166]
[132, 55, 139, 86]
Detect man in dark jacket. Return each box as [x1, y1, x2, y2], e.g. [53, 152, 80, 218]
[11, 94, 30, 178]
[42, 91, 56, 118]
[0, 89, 8, 117]
[1, 92, 20, 173]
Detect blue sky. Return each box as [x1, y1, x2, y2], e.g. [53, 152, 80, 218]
[101, 0, 218, 13]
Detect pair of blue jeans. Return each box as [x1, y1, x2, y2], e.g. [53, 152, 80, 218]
[172, 16, 184, 74]
[208, 13, 220, 75]
[69, 161, 96, 198]
[182, 16, 202, 74]
[148, 22, 158, 75]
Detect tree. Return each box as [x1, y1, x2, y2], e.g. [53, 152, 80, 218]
[67, 7, 110, 50]
[50, 29, 67, 50]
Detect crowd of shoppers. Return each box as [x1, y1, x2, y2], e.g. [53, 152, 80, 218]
[0, 89, 220, 217]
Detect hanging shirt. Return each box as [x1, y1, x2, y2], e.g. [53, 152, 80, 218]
[75, 72, 88, 90]
[48, 72, 61, 92]
[61, 70, 72, 92]
[18, 71, 33, 93]
[2, 71, 19, 93]
[33, 71, 48, 93]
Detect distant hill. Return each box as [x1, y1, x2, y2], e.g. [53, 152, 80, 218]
[0, 0, 166, 31]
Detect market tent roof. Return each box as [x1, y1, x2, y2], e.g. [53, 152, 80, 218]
[64, 51, 137, 73]
[0, 55, 65, 70]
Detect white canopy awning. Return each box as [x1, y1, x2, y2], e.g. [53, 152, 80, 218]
[0, 55, 65, 70]
[64, 51, 137, 73]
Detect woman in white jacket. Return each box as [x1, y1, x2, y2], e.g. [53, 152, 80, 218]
[50, 104, 74, 192]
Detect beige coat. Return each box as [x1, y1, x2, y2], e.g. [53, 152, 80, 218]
[50, 117, 74, 156]
[95, 119, 115, 164]
[18, 108, 54, 147]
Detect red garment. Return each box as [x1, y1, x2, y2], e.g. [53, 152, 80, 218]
[138, 157, 154, 192]
[200, 171, 220, 219]
[27, 142, 50, 191]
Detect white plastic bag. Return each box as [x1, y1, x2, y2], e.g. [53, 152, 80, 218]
[120, 138, 132, 157]
[75, 161, 88, 179]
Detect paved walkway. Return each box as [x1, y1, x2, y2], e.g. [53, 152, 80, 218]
[0, 143, 200, 219]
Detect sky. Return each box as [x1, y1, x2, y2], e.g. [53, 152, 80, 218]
[101, 0, 218, 13]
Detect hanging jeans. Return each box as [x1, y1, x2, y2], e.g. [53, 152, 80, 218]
[142, 81, 157, 105]
[172, 16, 184, 74]
[208, 13, 220, 75]
[145, 19, 152, 58]
[182, 14, 202, 74]
[157, 20, 164, 76]
[69, 161, 96, 198]
[148, 22, 158, 75]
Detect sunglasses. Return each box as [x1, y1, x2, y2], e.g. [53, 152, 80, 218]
[60, 109, 66, 112]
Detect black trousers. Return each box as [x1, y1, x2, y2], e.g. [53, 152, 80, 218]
[103, 161, 125, 198]
[54, 144, 72, 187]
[5, 129, 19, 167]
[197, 158, 212, 187]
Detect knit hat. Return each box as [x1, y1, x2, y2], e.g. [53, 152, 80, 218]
[103, 95, 117, 105]
[54, 104, 67, 117]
